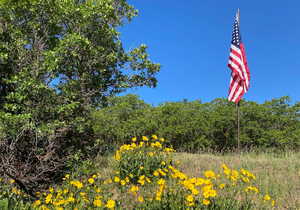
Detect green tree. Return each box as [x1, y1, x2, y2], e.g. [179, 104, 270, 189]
[0, 0, 160, 194]
[92, 95, 300, 152]
[92, 94, 152, 152]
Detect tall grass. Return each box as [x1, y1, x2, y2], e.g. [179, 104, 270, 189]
[174, 151, 300, 209]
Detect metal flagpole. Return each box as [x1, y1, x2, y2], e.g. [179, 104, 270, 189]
[236, 101, 240, 151]
[237, 8, 241, 152]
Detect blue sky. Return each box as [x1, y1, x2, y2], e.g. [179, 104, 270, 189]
[120, 0, 299, 105]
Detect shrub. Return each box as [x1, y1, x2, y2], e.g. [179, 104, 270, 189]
[113, 135, 174, 184]
[92, 95, 300, 152]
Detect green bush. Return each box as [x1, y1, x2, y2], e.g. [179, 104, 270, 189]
[113, 135, 173, 184]
[92, 95, 300, 152]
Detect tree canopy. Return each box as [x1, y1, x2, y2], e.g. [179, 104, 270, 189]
[0, 0, 160, 194]
[92, 95, 300, 152]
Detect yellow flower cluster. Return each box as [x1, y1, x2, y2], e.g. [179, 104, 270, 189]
[69, 180, 83, 189]
[110, 136, 276, 208]
[114, 135, 173, 161]
[0, 135, 277, 209]
[222, 164, 256, 184]
[155, 178, 165, 201]
[30, 173, 117, 210]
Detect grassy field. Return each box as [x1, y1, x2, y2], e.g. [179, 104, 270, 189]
[1, 145, 299, 209]
[173, 151, 300, 210]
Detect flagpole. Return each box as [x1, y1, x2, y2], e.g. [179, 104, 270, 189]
[236, 101, 240, 151]
[237, 8, 241, 152]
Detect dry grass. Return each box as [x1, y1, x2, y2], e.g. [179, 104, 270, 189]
[174, 151, 300, 210]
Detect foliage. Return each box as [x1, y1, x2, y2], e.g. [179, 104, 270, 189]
[0, 0, 160, 194]
[114, 135, 174, 184]
[92, 95, 300, 152]
[0, 136, 276, 209]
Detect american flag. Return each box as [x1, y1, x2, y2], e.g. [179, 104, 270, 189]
[228, 10, 250, 103]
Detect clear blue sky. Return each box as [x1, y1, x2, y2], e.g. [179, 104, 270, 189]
[120, 0, 299, 105]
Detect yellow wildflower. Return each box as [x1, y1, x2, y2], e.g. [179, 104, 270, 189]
[114, 176, 120, 183]
[67, 196, 75, 203]
[148, 152, 154, 157]
[154, 141, 162, 148]
[138, 179, 145, 185]
[40, 205, 50, 210]
[272, 200, 276, 206]
[132, 137, 137, 142]
[195, 178, 205, 186]
[45, 194, 52, 204]
[186, 194, 194, 202]
[203, 189, 217, 198]
[204, 170, 216, 179]
[245, 186, 259, 193]
[138, 196, 144, 202]
[80, 192, 87, 197]
[264, 194, 271, 201]
[231, 170, 239, 181]
[93, 199, 102, 207]
[70, 180, 83, 189]
[130, 185, 139, 193]
[186, 202, 195, 207]
[219, 183, 225, 189]
[153, 171, 159, 176]
[88, 178, 95, 184]
[114, 151, 121, 161]
[120, 180, 126, 186]
[155, 191, 162, 201]
[164, 147, 174, 152]
[53, 200, 66, 206]
[142, 136, 148, 141]
[33, 200, 41, 207]
[191, 188, 199, 195]
[242, 177, 250, 183]
[157, 178, 165, 185]
[158, 169, 166, 176]
[12, 187, 21, 195]
[105, 199, 116, 209]
[202, 199, 211, 205]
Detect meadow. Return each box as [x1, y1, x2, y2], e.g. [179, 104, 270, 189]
[1, 135, 299, 210]
[174, 151, 300, 209]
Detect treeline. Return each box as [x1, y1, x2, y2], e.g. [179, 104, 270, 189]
[92, 94, 300, 152]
